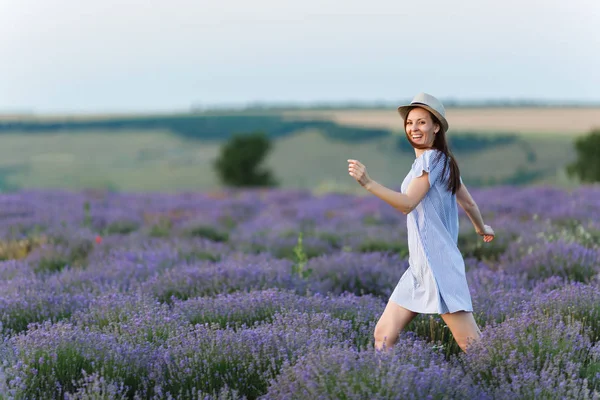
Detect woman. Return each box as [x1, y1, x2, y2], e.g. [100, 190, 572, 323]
[347, 92, 495, 353]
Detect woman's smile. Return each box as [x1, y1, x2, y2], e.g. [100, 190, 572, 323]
[405, 107, 437, 148]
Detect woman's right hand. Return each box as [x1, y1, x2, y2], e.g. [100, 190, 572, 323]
[477, 225, 495, 242]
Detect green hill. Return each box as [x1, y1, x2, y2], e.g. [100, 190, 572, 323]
[0, 124, 576, 192]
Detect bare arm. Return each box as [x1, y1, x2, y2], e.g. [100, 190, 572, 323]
[349, 159, 494, 242]
[347, 159, 430, 214]
[456, 182, 487, 234]
[364, 173, 430, 214]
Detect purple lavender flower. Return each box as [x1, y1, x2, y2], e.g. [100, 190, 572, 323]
[461, 312, 595, 399]
[263, 338, 489, 399]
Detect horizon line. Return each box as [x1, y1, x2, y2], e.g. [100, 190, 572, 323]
[2, 98, 600, 117]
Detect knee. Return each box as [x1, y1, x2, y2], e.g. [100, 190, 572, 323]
[457, 334, 481, 352]
[373, 324, 395, 344]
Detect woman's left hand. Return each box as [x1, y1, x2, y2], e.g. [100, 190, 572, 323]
[478, 224, 495, 243]
[348, 159, 372, 189]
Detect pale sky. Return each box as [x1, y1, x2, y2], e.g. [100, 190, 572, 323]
[1, 0, 599, 113]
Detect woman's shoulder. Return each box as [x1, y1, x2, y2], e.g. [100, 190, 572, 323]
[413, 149, 444, 165]
[410, 149, 449, 182]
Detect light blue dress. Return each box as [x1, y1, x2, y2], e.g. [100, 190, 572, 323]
[389, 149, 473, 314]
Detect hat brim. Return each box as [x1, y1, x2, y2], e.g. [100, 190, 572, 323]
[397, 103, 449, 132]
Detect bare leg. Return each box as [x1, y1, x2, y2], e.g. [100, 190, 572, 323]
[374, 301, 418, 351]
[440, 311, 482, 353]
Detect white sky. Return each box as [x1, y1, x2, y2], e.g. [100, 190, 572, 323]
[0, 0, 599, 113]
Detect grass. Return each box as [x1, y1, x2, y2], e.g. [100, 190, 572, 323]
[0, 122, 580, 192]
[264, 129, 576, 190]
[282, 107, 600, 136]
[0, 130, 220, 191]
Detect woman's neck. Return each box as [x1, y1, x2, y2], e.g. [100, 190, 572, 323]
[414, 147, 433, 158]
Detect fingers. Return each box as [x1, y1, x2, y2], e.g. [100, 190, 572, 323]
[349, 169, 363, 179]
[348, 159, 365, 179]
[483, 235, 494, 243]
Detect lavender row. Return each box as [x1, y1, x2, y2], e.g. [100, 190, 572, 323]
[1, 185, 599, 398]
[3, 303, 599, 398]
[2, 237, 599, 337]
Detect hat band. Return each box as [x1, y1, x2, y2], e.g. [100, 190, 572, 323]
[410, 102, 443, 116]
[411, 102, 431, 108]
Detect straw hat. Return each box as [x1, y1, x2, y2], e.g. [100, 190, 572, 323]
[397, 92, 449, 132]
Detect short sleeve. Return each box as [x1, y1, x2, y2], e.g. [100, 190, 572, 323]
[411, 149, 444, 187]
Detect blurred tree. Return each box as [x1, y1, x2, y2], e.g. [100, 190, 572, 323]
[213, 131, 279, 187]
[567, 129, 600, 183]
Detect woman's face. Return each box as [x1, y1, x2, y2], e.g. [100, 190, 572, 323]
[405, 107, 439, 147]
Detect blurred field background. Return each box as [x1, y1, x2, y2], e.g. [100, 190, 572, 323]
[1, 105, 598, 193]
[2, 0, 600, 397]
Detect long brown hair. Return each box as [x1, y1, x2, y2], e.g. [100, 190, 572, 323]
[403, 107, 461, 194]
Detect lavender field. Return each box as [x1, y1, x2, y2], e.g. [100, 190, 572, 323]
[1, 185, 600, 399]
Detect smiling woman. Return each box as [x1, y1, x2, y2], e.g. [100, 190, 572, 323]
[398, 97, 460, 195]
[348, 92, 495, 354]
